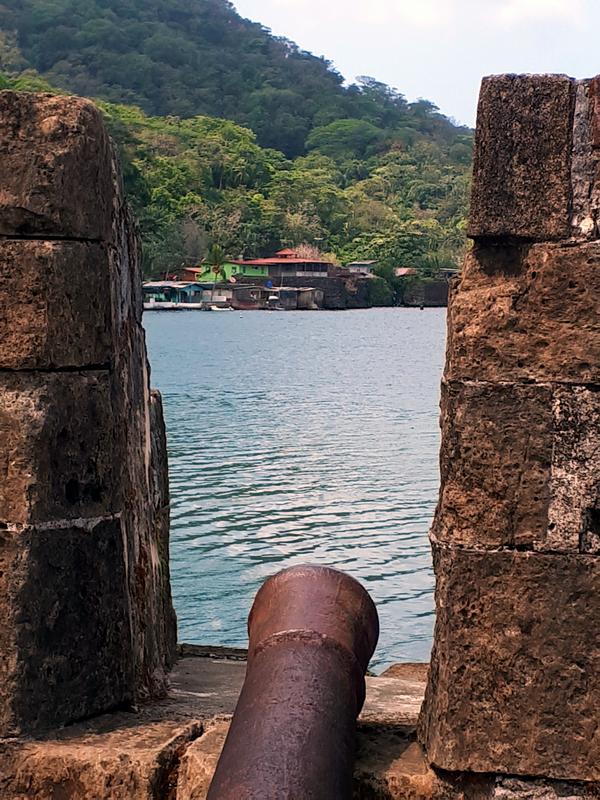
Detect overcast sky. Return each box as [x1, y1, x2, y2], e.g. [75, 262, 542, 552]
[232, 0, 596, 126]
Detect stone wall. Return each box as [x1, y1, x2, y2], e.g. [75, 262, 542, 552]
[402, 278, 450, 307]
[0, 91, 177, 737]
[278, 275, 372, 309]
[418, 75, 600, 781]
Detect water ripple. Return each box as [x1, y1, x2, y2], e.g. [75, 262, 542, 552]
[145, 308, 446, 669]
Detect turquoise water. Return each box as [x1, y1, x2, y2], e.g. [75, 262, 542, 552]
[144, 308, 446, 669]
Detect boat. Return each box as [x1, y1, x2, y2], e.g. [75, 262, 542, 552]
[143, 299, 177, 311]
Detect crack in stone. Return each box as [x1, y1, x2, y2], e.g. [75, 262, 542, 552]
[153, 722, 204, 800]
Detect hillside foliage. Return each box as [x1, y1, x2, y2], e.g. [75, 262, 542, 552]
[0, 0, 473, 286]
[0, 0, 470, 158]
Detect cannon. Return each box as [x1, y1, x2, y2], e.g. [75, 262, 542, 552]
[207, 565, 379, 799]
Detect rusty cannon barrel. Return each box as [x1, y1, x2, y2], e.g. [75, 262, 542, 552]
[207, 565, 379, 800]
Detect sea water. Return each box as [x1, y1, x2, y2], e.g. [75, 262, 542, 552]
[144, 308, 446, 670]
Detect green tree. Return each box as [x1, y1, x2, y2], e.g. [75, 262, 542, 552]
[306, 119, 385, 162]
[204, 244, 228, 304]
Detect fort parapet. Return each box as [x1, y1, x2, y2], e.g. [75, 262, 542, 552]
[0, 91, 176, 736]
[419, 74, 600, 781]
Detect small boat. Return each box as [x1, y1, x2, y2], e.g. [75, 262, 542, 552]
[203, 304, 233, 312]
[143, 300, 177, 311]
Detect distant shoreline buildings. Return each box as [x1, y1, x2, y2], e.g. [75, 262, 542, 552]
[143, 248, 453, 311]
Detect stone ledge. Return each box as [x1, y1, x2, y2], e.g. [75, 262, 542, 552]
[3, 653, 599, 799]
[0, 719, 203, 800]
[0, 653, 429, 799]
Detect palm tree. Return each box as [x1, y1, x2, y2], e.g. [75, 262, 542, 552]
[205, 244, 228, 305]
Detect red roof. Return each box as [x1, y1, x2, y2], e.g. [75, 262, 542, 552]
[231, 258, 329, 266]
[275, 248, 299, 257]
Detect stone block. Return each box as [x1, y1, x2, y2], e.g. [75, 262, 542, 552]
[432, 381, 553, 551]
[468, 74, 574, 241]
[0, 91, 117, 240]
[0, 719, 202, 799]
[491, 777, 599, 800]
[418, 545, 600, 780]
[0, 371, 117, 525]
[0, 519, 133, 736]
[354, 731, 492, 800]
[446, 243, 600, 384]
[434, 381, 600, 553]
[0, 240, 112, 370]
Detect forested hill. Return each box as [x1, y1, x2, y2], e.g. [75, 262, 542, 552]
[0, 0, 473, 289]
[0, 0, 469, 157]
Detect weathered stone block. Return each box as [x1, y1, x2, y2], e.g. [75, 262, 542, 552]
[0, 519, 133, 736]
[0, 240, 112, 370]
[434, 382, 600, 553]
[432, 381, 553, 551]
[0, 371, 117, 524]
[177, 719, 227, 800]
[468, 74, 575, 241]
[0, 92, 118, 240]
[0, 719, 202, 799]
[446, 243, 600, 384]
[149, 393, 176, 669]
[491, 777, 600, 800]
[418, 545, 600, 780]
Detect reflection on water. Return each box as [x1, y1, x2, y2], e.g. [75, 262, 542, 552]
[144, 308, 446, 669]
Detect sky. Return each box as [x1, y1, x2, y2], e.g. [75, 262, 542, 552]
[232, 0, 596, 127]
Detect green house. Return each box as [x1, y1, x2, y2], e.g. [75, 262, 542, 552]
[184, 262, 269, 283]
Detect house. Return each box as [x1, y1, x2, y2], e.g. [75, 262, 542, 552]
[204, 285, 234, 306]
[277, 287, 324, 310]
[181, 261, 269, 283]
[346, 260, 376, 275]
[142, 281, 236, 309]
[231, 249, 331, 281]
[143, 282, 206, 309]
[230, 285, 272, 310]
[227, 285, 324, 311]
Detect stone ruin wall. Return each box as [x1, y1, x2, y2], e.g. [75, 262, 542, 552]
[0, 91, 177, 737]
[419, 75, 600, 782]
